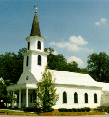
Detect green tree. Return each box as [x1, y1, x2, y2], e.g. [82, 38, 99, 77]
[47, 54, 67, 71]
[0, 48, 27, 84]
[67, 61, 79, 72]
[80, 68, 88, 74]
[87, 52, 109, 82]
[37, 67, 59, 112]
[45, 47, 88, 73]
[0, 78, 13, 108]
[44, 47, 54, 54]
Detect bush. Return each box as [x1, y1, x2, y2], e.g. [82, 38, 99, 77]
[104, 106, 109, 113]
[58, 108, 69, 112]
[43, 108, 54, 112]
[0, 102, 5, 109]
[69, 109, 72, 112]
[85, 107, 91, 112]
[58, 107, 91, 112]
[81, 108, 86, 112]
[23, 107, 42, 113]
[72, 108, 77, 112]
[77, 108, 82, 112]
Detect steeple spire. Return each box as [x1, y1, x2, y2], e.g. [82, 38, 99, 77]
[30, 5, 41, 37]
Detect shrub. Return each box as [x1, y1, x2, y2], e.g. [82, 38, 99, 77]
[58, 107, 91, 112]
[85, 107, 91, 112]
[77, 108, 82, 112]
[23, 107, 42, 113]
[81, 108, 86, 112]
[104, 106, 109, 113]
[72, 108, 77, 112]
[42, 108, 54, 112]
[58, 108, 69, 112]
[69, 109, 72, 112]
[0, 102, 5, 109]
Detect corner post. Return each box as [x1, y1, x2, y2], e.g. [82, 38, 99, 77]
[19, 90, 21, 108]
[26, 88, 28, 107]
[12, 91, 14, 108]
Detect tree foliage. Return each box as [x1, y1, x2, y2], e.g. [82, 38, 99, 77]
[37, 67, 59, 112]
[0, 48, 27, 84]
[45, 47, 88, 74]
[87, 52, 109, 82]
[0, 78, 13, 108]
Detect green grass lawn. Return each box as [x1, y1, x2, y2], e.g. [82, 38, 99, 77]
[0, 109, 24, 113]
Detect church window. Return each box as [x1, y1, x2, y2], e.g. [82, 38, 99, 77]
[28, 42, 30, 50]
[63, 91, 67, 103]
[26, 76, 29, 80]
[38, 55, 41, 65]
[37, 41, 41, 50]
[74, 92, 78, 103]
[85, 93, 88, 103]
[26, 56, 29, 66]
[94, 93, 97, 103]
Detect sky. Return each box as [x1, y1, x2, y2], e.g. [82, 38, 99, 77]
[0, 0, 109, 68]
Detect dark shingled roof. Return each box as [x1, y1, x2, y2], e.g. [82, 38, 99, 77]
[30, 12, 41, 37]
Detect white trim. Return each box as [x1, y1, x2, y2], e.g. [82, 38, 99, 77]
[26, 36, 45, 42]
[23, 50, 49, 56]
[7, 83, 38, 92]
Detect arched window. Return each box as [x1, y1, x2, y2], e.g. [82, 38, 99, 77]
[26, 56, 29, 66]
[37, 41, 41, 50]
[94, 93, 97, 103]
[38, 55, 41, 65]
[85, 93, 88, 103]
[63, 91, 67, 103]
[74, 92, 78, 103]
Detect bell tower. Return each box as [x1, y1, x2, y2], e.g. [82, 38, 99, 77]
[23, 5, 48, 77]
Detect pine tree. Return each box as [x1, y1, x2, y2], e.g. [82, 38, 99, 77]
[37, 67, 59, 112]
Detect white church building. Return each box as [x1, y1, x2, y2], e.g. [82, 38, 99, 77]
[7, 8, 109, 109]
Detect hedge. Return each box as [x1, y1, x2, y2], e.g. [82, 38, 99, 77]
[58, 107, 91, 112]
[23, 107, 42, 113]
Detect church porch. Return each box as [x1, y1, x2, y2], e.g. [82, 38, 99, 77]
[7, 83, 38, 108]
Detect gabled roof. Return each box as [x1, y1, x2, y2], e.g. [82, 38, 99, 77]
[49, 70, 101, 88]
[17, 68, 37, 84]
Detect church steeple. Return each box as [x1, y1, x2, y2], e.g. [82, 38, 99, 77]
[30, 5, 41, 37]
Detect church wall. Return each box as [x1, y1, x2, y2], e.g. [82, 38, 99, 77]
[26, 36, 44, 52]
[30, 53, 47, 72]
[53, 84, 102, 109]
[23, 52, 47, 74]
[100, 91, 109, 106]
[23, 55, 26, 71]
